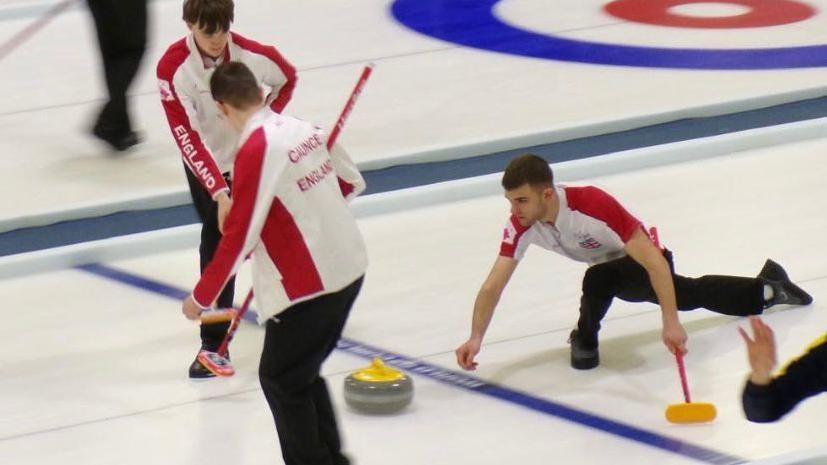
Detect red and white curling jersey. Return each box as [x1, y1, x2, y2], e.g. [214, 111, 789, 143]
[192, 109, 367, 322]
[157, 32, 297, 198]
[500, 186, 645, 265]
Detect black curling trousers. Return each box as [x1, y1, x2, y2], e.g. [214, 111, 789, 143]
[184, 167, 234, 350]
[87, 0, 147, 134]
[576, 249, 765, 349]
[259, 277, 364, 465]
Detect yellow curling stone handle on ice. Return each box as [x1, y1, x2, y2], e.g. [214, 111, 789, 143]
[352, 358, 406, 382]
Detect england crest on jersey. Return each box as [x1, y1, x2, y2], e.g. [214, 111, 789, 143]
[577, 235, 602, 250]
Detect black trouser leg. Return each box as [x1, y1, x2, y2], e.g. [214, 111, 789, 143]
[311, 377, 347, 465]
[577, 250, 765, 348]
[259, 278, 363, 465]
[672, 274, 765, 314]
[87, 0, 147, 133]
[185, 167, 234, 350]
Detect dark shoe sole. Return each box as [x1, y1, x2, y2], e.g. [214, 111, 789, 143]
[571, 352, 600, 370]
[779, 281, 814, 306]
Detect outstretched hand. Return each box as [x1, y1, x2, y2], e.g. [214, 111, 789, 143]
[738, 316, 777, 385]
[456, 338, 482, 371]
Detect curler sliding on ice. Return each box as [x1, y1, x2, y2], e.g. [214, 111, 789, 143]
[455, 155, 813, 375]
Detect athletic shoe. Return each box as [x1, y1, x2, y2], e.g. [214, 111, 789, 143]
[759, 259, 813, 307]
[569, 330, 599, 370]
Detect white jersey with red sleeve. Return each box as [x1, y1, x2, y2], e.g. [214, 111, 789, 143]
[499, 185, 645, 266]
[156, 32, 297, 198]
[192, 108, 367, 323]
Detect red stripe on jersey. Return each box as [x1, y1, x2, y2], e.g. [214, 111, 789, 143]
[231, 32, 297, 113]
[156, 39, 228, 197]
[192, 128, 267, 306]
[261, 198, 324, 300]
[499, 215, 530, 258]
[337, 176, 355, 198]
[565, 186, 642, 242]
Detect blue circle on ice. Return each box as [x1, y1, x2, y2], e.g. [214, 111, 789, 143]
[390, 0, 827, 69]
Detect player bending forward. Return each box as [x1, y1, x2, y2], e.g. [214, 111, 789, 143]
[456, 154, 813, 371]
[182, 62, 366, 465]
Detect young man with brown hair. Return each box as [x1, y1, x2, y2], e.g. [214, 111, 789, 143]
[182, 61, 365, 465]
[156, 0, 297, 378]
[456, 154, 812, 371]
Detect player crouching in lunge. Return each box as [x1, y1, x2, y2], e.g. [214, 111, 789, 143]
[456, 154, 812, 371]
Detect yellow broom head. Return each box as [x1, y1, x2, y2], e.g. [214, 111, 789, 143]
[665, 402, 717, 424]
[200, 308, 236, 324]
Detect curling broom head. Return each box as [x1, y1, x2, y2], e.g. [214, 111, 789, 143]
[199, 308, 236, 325]
[665, 402, 717, 424]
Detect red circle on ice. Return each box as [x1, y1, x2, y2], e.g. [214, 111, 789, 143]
[604, 0, 816, 29]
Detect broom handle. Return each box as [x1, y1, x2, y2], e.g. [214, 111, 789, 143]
[675, 352, 692, 404]
[218, 288, 255, 356]
[327, 63, 373, 150]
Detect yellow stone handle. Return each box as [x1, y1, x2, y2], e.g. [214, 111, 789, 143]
[352, 357, 406, 382]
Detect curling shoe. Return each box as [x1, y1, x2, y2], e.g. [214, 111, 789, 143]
[569, 330, 599, 370]
[759, 259, 813, 308]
